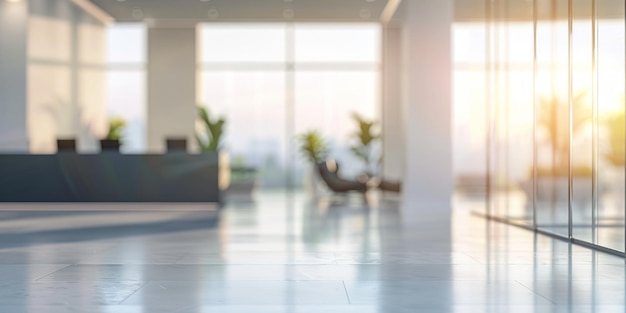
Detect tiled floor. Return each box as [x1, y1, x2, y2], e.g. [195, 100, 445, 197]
[0, 192, 624, 312]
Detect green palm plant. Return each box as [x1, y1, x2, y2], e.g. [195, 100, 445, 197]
[196, 106, 225, 152]
[297, 130, 328, 163]
[106, 117, 126, 141]
[350, 113, 380, 175]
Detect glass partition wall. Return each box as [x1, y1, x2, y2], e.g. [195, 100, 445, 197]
[476, 0, 626, 255]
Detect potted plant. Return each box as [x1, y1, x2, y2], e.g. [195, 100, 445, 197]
[196, 106, 229, 190]
[100, 117, 126, 152]
[350, 113, 381, 177]
[297, 130, 328, 197]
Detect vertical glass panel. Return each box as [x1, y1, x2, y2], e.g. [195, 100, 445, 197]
[295, 24, 381, 63]
[505, 13, 535, 225]
[507, 67, 535, 226]
[106, 24, 146, 64]
[487, 1, 498, 219]
[200, 71, 288, 189]
[492, 0, 511, 221]
[493, 9, 506, 220]
[571, 1, 595, 243]
[294, 71, 380, 188]
[453, 21, 488, 215]
[453, 69, 487, 213]
[200, 24, 286, 63]
[535, 0, 570, 236]
[597, 4, 625, 251]
[106, 71, 146, 154]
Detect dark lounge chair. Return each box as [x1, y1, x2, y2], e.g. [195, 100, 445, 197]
[316, 160, 369, 193]
[378, 179, 401, 193]
[317, 159, 402, 194]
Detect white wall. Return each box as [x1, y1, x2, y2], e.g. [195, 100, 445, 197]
[147, 27, 197, 153]
[0, 0, 29, 152]
[401, 0, 454, 210]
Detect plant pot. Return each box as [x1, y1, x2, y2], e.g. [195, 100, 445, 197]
[56, 139, 76, 152]
[227, 180, 257, 195]
[226, 166, 258, 197]
[100, 139, 120, 152]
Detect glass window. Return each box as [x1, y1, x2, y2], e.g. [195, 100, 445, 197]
[105, 24, 147, 153]
[454, 23, 486, 65]
[106, 24, 146, 64]
[200, 24, 286, 63]
[199, 23, 381, 189]
[200, 71, 287, 188]
[295, 23, 381, 63]
[106, 71, 146, 153]
[294, 71, 380, 181]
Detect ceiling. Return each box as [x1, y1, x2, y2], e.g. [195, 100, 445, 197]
[88, 0, 390, 23]
[88, 0, 626, 23]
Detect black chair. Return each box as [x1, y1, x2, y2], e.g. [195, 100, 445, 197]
[166, 138, 188, 152]
[56, 139, 76, 152]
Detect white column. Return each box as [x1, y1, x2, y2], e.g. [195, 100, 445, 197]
[0, 0, 28, 152]
[402, 0, 454, 210]
[382, 25, 405, 181]
[147, 26, 197, 153]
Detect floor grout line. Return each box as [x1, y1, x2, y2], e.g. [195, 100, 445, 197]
[342, 280, 352, 304]
[514, 280, 556, 305]
[118, 280, 151, 305]
[33, 264, 74, 281]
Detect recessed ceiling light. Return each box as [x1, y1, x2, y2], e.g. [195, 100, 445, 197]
[208, 9, 219, 19]
[131, 8, 143, 19]
[116, 0, 126, 2]
[200, 0, 210, 2]
[283, 9, 294, 19]
[365, 0, 376, 2]
[359, 8, 371, 19]
[6, 0, 23, 2]
[284, 0, 293, 2]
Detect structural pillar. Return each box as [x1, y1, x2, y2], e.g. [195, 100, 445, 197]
[401, 0, 454, 211]
[147, 26, 197, 153]
[0, 0, 29, 152]
[382, 25, 405, 182]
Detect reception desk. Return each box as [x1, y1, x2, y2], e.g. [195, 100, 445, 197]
[0, 152, 219, 203]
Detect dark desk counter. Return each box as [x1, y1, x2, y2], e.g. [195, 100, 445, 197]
[0, 153, 219, 203]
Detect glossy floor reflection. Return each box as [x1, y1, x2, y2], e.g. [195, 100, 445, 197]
[0, 192, 624, 312]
